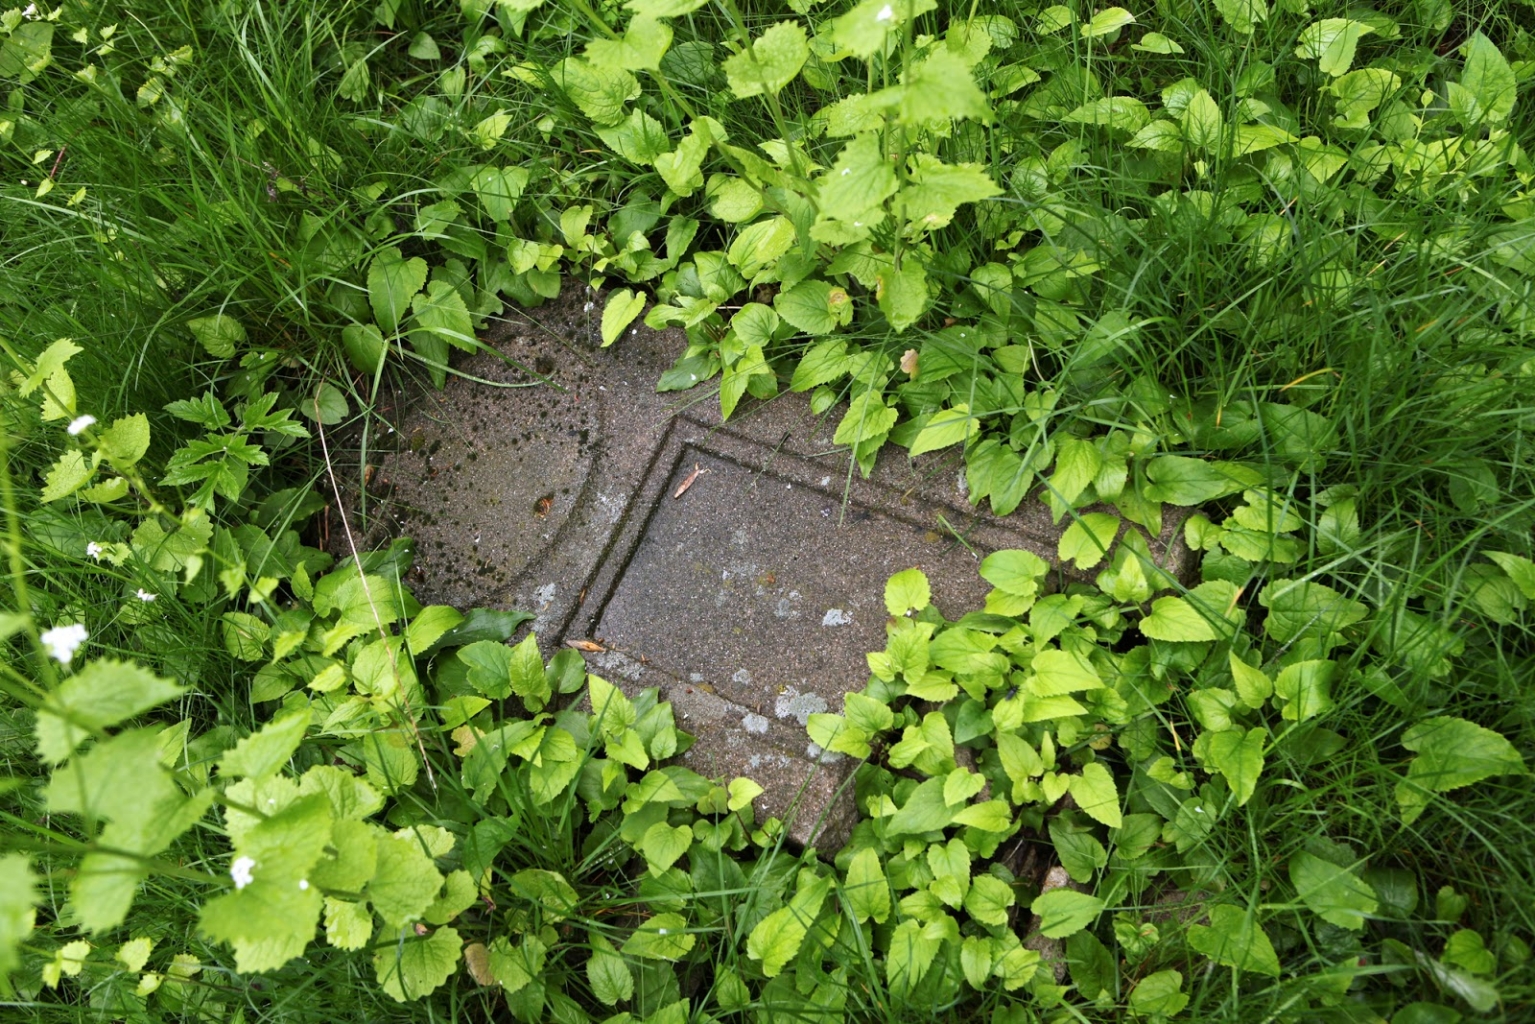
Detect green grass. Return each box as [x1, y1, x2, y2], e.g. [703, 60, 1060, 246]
[4, 0, 1535, 1021]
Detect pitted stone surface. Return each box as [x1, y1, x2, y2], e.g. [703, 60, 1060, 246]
[344, 284, 1195, 852]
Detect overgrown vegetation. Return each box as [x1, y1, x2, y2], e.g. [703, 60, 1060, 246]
[3, 1, 1534, 1022]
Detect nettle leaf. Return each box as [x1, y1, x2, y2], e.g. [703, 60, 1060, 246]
[585, 15, 672, 72]
[721, 21, 807, 99]
[1031, 889, 1104, 938]
[550, 58, 641, 127]
[901, 48, 989, 124]
[35, 658, 184, 765]
[1452, 32, 1517, 126]
[843, 847, 890, 924]
[1180, 88, 1224, 152]
[831, 0, 936, 58]
[877, 261, 930, 332]
[1068, 762, 1122, 828]
[1394, 717, 1526, 824]
[1295, 19, 1374, 77]
[834, 391, 897, 446]
[375, 926, 461, 1002]
[507, 632, 550, 712]
[186, 314, 246, 359]
[219, 709, 308, 780]
[775, 279, 853, 336]
[1081, 7, 1134, 39]
[895, 155, 1001, 230]
[623, 912, 695, 960]
[819, 133, 897, 220]
[909, 405, 979, 457]
[586, 931, 633, 1007]
[1058, 513, 1120, 570]
[368, 247, 428, 336]
[1290, 852, 1377, 930]
[1059, 96, 1150, 133]
[640, 822, 693, 876]
[411, 281, 475, 352]
[1258, 578, 1368, 644]
[1187, 905, 1281, 976]
[1196, 727, 1266, 806]
[601, 289, 647, 347]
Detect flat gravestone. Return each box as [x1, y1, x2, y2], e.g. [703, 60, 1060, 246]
[347, 285, 1193, 851]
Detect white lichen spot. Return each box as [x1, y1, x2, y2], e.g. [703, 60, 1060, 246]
[743, 713, 769, 734]
[775, 686, 828, 725]
[819, 476, 831, 486]
[806, 742, 845, 763]
[822, 608, 853, 627]
[732, 668, 753, 685]
[532, 583, 557, 609]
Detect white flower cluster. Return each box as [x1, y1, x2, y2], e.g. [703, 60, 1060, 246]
[40, 624, 87, 664]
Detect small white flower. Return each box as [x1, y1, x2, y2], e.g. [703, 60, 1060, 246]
[86, 542, 104, 560]
[135, 588, 157, 602]
[22, 4, 38, 19]
[67, 415, 97, 436]
[40, 623, 88, 664]
[875, 4, 894, 21]
[656, 928, 669, 936]
[230, 856, 256, 890]
[298, 879, 310, 891]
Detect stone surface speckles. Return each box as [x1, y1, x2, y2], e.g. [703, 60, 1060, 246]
[343, 283, 1195, 853]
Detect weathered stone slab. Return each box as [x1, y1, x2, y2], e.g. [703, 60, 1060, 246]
[347, 285, 1193, 851]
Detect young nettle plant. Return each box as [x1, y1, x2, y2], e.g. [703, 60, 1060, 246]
[792, 548, 1529, 1016]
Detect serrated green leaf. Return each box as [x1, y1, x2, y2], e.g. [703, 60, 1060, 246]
[1199, 727, 1266, 806]
[1395, 717, 1526, 824]
[1290, 852, 1377, 930]
[909, 404, 979, 457]
[964, 875, 1014, 927]
[375, 925, 461, 1002]
[550, 58, 641, 127]
[789, 339, 850, 392]
[901, 49, 988, 124]
[834, 391, 897, 446]
[1187, 905, 1280, 976]
[368, 248, 428, 336]
[200, 879, 323, 973]
[1081, 7, 1134, 39]
[586, 15, 672, 72]
[1068, 762, 1122, 828]
[186, 314, 246, 359]
[639, 822, 693, 876]
[367, 832, 445, 926]
[507, 869, 580, 920]
[774, 279, 852, 336]
[41, 450, 99, 503]
[844, 847, 890, 924]
[979, 549, 1048, 595]
[1031, 889, 1104, 938]
[218, 709, 308, 780]
[35, 659, 183, 765]
[885, 568, 931, 616]
[622, 912, 694, 960]
[410, 280, 475, 352]
[1129, 970, 1189, 1016]
[507, 632, 549, 712]
[1295, 18, 1373, 77]
[586, 932, 633, 1006]
[1455, 31, 1517, 125]
[876, 260, 929, 332]
[831, 0, 937, 58]
[722, 21, 807, 99]
[819, 132, 897, 219]
[1180, 89, 1224, 151]
[1058, 513, 1120, 570]
[748, 874, 832, 977]
[895, 155, 1001, 229]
